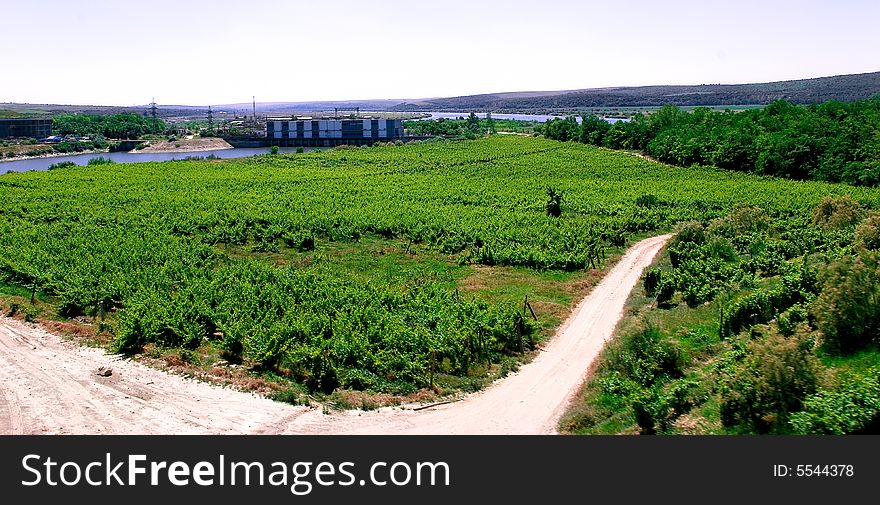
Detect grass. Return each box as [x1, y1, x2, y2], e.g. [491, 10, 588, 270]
[561, 231, 880, 435]
[0, 229, 623, 409]
[5, 135, 878, 411]
[561, 245, 769, 434]
[223, 232, 622, 346]
[206, 233, 623, 404]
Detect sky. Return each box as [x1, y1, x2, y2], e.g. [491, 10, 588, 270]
[3, 0, 879, 106]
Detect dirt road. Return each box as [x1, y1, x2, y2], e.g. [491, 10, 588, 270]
[0, 235, 669, 435]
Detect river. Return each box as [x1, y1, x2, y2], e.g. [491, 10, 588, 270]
[414, 112, 630, 124]
[2, 113, 628, 173]
[1, 147, 303, 173]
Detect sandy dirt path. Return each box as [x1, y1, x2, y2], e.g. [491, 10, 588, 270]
[0, 235, 669, 435]
[136, 137, 233, 153]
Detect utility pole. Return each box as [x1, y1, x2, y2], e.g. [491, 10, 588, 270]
[252, 96, 256, 121]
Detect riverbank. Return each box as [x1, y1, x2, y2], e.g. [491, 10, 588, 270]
[136, 136, 232, 153]
[1, 146, 108, 163]
[0, 137, 234, 164]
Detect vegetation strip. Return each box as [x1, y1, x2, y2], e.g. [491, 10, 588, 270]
[2, 136, 879, 418]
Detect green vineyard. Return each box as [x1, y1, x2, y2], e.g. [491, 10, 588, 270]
[2, 136, 878, 398]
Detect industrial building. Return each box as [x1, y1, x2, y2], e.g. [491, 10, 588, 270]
[265, 118, 404, 146]
[0, 118, 52, 139]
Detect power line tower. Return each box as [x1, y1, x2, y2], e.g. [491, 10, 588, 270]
[207, 105, 214, 129]
[150, 98, 158, 120]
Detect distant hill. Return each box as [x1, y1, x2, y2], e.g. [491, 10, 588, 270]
[214, 72, 880, 114]
[5, 71, 879, 117]
[390, 71, 880, 111]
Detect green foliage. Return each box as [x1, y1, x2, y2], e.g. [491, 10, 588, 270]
[813, 250, 880, 354]
[597, 324, 691, 434]
[642, 267, 662, 297]
[790, 368, 880, 434]
[47, 161, 77, 170]
[811, 194, 865, 230]
[405, 117, 538, 137]
[268, 384, 309, 405]
[719, 330, 821, 433]
[854, 212, 880, 251]
[87, 157, 115, 166]
[603, 325, 683, 388]
[270, 146, 279, 155]
[671, 221, 706, 248]
[466, 112, 480, 132]
[540, 97, 880, 186]
[2, 136, 879, 397]
[485, 112, 496, 134]
[722, 262, 818, 337]
[632, 378, 701, 434]
[53, 113, 166, 139]
[654, 277, 676, 307]
[539, 116, 580, 142]
[634, 193, 660, 208]
[571, 195, 878, 434]
[545, 187, 563, 217]
[708, 205, 772, 237]
[23, 304, 40, 322]
[579, 115, 612, 145]
[665, 223, 749, 307]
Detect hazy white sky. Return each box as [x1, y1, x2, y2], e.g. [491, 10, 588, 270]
[3, 0, 878, 105]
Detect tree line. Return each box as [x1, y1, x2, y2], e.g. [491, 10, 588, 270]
[403, 114, 538, 138]
[53, 113, 166, 139]
[538, 97, 880, 186]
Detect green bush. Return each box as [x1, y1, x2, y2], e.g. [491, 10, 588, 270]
[811, 195, 865, 230]
[545, 187, 563, 217]
[633, 378, 701, 434]
[655, 277, 676, 307]
[671, 221, 706, 247]
[790, 368, 880, 434]
[47, 161, 77, 170]
[635, 194, 660, 208]
[603, 325, 683, 388]
[643, 267, 662, 297]
[87, 156, 115, 166]
[855, 212, 880, 251]
[720, 330, 821, 433]
[722, 262, 817, 336]
[813, 250, 880, 354]
[708, 205, 772, 238]
[23, 304, 41, 322]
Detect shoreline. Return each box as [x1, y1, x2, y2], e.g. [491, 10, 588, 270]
[0, 138, 236, 163]
[0, 148, 109, 163]
[133, 137, 233, 154]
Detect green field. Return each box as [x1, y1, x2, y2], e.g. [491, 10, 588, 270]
[2, 136, 878, 417]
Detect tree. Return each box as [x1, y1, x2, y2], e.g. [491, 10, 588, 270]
[466, 112, 480, 132]
[811, 195, 865, 230]
[545, 187, 563, 217]
[485, 112, 496, 134]
[720, 329, 821, 433]
[855, 213, 880, 251]
[813, 250, 880, 354]
[579, 115, 611, 145]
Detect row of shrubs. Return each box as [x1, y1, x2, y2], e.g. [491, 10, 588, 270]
[605, 195, 880, 434]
